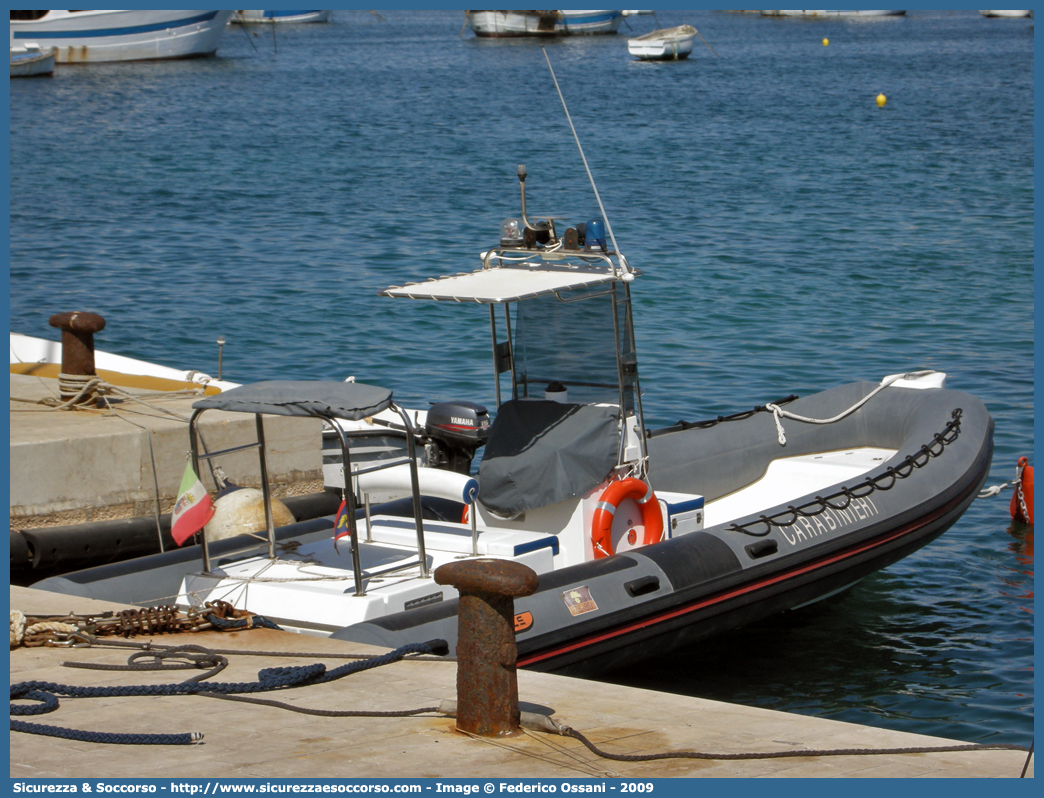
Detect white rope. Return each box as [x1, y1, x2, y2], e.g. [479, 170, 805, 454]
[25, 620, 80, 637]
[978, 481, 1016, 499]
[17, 375, 204, 414]
[10, 610, 26, 648]
[53, 373, 104, 409]
[9, 611, 81, 648]
[765, 371, 938, 446]
[215, 557, 355, 584]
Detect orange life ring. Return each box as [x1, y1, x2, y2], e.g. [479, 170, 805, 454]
[1010, 456, 1034, 525]
[591, 478, 664, 559]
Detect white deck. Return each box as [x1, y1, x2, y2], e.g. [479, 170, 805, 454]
[179, 517, 558, 633]
[704, 447, 896, 528]
[182, 446, 896, 634]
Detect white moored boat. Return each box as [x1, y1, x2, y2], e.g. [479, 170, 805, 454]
[979, 10, 1032, 17]
[466, 10, 648, 38]
[627, 25, 697, 60]
[9, 10, 234, 64]
[10, 332, 238, 395]
[10, 47, 55, 77]
[230, 11, 332, 24]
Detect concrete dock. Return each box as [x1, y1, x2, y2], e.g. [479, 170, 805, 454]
[10, 586, 1032, 779]
[10, 372, 323, 530]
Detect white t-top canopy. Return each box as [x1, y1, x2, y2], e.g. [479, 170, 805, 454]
[380, 264, 622, 304]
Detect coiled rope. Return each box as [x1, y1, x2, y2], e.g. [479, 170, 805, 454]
[10, 639, 447, 745]
[32, 373, 209, 412]
[10, 611, 26, 649]
[10, 611, 80, 648]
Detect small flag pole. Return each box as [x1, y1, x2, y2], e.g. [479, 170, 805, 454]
[188, 409, 213, 573]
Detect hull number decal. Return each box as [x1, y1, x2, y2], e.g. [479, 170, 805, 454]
[563, 586, 598, 616]
[514, 611, 533, 633]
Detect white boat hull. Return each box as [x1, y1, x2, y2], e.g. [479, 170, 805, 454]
[9, 10, 234, 64]
[231, 11, 332, 24]
[10, 48, 54, 77]
[979, 10, 1032, 17]
[9, 332, 239, 394]
[628, 26, 697, 60]
[467, 10, 626, 37]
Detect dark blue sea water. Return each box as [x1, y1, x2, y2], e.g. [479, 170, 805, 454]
[8, 9, 1033, 747]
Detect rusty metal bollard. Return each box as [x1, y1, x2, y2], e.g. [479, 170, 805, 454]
[434, 558, 538, 737]
[48, 312, 106, 402]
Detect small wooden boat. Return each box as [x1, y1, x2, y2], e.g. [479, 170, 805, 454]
[230, 11, 332, 24]
[10, 47, 55, 77]
[627, 25, 697, 61]
[466, 10, 646, 38]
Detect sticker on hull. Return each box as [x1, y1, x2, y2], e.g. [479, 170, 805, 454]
[562, 586, 598, 616]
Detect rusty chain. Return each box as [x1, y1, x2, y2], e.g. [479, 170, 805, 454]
[15, 601, 274, 648]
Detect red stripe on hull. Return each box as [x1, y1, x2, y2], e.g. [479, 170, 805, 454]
[517, 494, 963, 668]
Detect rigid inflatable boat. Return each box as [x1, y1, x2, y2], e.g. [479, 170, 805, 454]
[31, 166, 993, 675]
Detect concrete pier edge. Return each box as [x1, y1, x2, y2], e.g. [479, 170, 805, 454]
[9, 586, 1032, 780]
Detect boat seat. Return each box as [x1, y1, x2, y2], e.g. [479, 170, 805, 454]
[477, 399, 619, 516]
[366, 517, 559, 558]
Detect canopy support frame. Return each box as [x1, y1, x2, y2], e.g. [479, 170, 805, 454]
[187, 401, 429, 594]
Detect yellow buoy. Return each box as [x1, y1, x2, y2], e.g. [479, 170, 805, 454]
[876, 93, 887, 107]
[822, 38, 829, 46]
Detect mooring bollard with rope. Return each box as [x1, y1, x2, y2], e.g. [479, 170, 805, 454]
[47, 311, 106, 405]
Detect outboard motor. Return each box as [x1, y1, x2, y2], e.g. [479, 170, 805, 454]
[425, 400, 491, 475]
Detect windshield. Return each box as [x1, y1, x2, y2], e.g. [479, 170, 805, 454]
[511, 285, 633, 410]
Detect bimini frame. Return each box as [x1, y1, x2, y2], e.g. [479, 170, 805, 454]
[187, 381, 430, 596]
[380, 249, 650, 475]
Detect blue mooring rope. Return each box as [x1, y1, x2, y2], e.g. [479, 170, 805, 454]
[11, 639, 446, 745]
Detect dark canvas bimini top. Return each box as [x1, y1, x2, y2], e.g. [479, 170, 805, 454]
[193, 380, 393, 421]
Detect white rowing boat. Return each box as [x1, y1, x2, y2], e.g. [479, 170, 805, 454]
[230, 11, 332, 24]
[627, 25, 697, 61]
[10, 47, 55, 77]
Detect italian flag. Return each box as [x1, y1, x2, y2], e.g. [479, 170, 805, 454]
[171, 462, 215, 546]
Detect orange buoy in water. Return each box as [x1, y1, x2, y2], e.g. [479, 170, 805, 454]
[1010, 456, 1034, 525]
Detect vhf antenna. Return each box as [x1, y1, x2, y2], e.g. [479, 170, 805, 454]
[541, 47, 631, 277]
